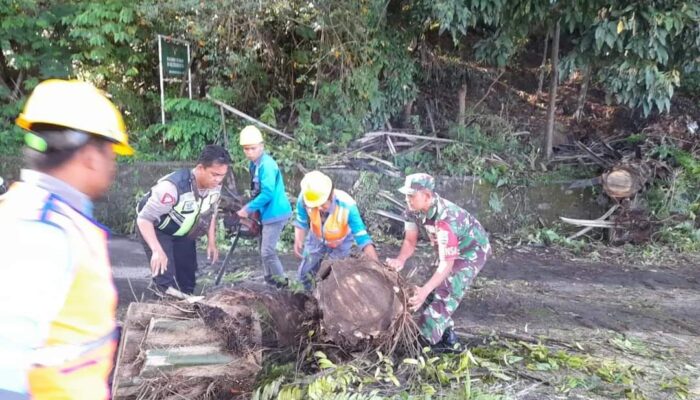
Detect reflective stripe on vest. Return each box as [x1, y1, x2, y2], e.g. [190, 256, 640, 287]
[309, 190, 352, 248]
[0, 182, 117, 399]
[152, 169, 220, 237]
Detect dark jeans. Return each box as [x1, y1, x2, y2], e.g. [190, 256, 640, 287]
[140, 229, 198, 294]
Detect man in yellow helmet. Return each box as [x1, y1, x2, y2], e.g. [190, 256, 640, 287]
[0, 79, 133, 399]
[294, 170, 379, 290]
[236, 125, 293, 287]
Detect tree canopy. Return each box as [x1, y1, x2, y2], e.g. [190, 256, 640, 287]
[1, 0, 699, 159]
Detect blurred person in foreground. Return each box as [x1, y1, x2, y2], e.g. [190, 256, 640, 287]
[0, 79, 133, 398]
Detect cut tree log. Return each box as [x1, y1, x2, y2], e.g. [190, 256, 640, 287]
[601, 162, 651, 200]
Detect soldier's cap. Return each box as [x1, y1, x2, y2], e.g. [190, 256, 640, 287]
[398, 173, 435, 195]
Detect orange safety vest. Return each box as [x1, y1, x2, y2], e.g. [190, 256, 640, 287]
[308, 190, 352, 248]
[0, 182, 117, 399]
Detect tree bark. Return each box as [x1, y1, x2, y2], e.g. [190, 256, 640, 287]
[536, 28, 551, 98]
[601, 161, 651, 200]
[458, 82, 467, 126]
[544, 21, 561, 161]
[573, 64, 591, 121]
[401, 99, 414, 128]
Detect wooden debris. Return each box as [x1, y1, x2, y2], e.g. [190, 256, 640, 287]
[371, 209, 408, 223]
[559, 217, 615, 228]
[566, 204, 620, 240]
[113, 285, 315, 399]
[362, 130, 455, 143]
[377, 190, 406, 210]
[207, 95, 294, 140]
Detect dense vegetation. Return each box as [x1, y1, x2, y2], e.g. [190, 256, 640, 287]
[2, 1, 699, 248]
[2, 1, 698, 160]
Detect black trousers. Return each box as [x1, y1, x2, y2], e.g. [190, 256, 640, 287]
[140, 229, 198, 294]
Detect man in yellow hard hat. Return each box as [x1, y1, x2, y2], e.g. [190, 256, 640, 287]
[236, 125, 292, 287]
[136, 145, 230, 295]
[294, 170, 379, 290]
[0, 79, 133, 399]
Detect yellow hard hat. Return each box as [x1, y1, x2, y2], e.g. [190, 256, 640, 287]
[16, 79, 134, 156]
[301, 170, 333, 208]
[239, 125, 264, 146]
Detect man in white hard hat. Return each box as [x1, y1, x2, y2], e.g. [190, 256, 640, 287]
[236, 125, 293, 286]
[0, 79, 133, 399]
[294, 170, 379, 290]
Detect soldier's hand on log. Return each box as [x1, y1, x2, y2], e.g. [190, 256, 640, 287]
[385, 258, 405, 271]
[409, 286, 429, 312]
[150, 249, 168, 277]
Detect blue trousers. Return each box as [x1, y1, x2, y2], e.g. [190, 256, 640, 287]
[297, 233, 353, 290]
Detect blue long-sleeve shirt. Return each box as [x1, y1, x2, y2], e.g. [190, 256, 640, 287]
[244, 153, 292, 224]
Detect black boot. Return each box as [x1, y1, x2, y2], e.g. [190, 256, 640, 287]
[431, 328, 461, 354]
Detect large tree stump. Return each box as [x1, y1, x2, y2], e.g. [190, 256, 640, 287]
[314, 257, 418, 353]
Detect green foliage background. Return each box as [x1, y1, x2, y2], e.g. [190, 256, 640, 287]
[2, 0, 699, 159]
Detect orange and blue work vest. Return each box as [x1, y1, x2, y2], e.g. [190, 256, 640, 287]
[294, 189, 373, 248]
[0, 178, 117, 399]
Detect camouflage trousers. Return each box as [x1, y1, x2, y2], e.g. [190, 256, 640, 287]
[417, 248, 489, 345]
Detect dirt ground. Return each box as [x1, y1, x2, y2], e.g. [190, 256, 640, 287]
[109, 236, 700, 399]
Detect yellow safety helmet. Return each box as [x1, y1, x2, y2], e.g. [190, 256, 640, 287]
[239, 125, 264, 146]
[16, 79, 134, 156]
[300, 170, 333, 208]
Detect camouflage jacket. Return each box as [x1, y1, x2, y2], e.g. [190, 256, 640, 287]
[404, 194, 490, 263]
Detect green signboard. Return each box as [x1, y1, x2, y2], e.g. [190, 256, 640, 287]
[161, 40, 188, 79]
[158, 35, 192, 123]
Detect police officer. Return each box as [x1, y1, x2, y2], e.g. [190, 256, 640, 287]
[137, 145, 230, 294]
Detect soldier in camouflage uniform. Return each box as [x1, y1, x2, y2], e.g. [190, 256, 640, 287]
[386, 173, 491, 350]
